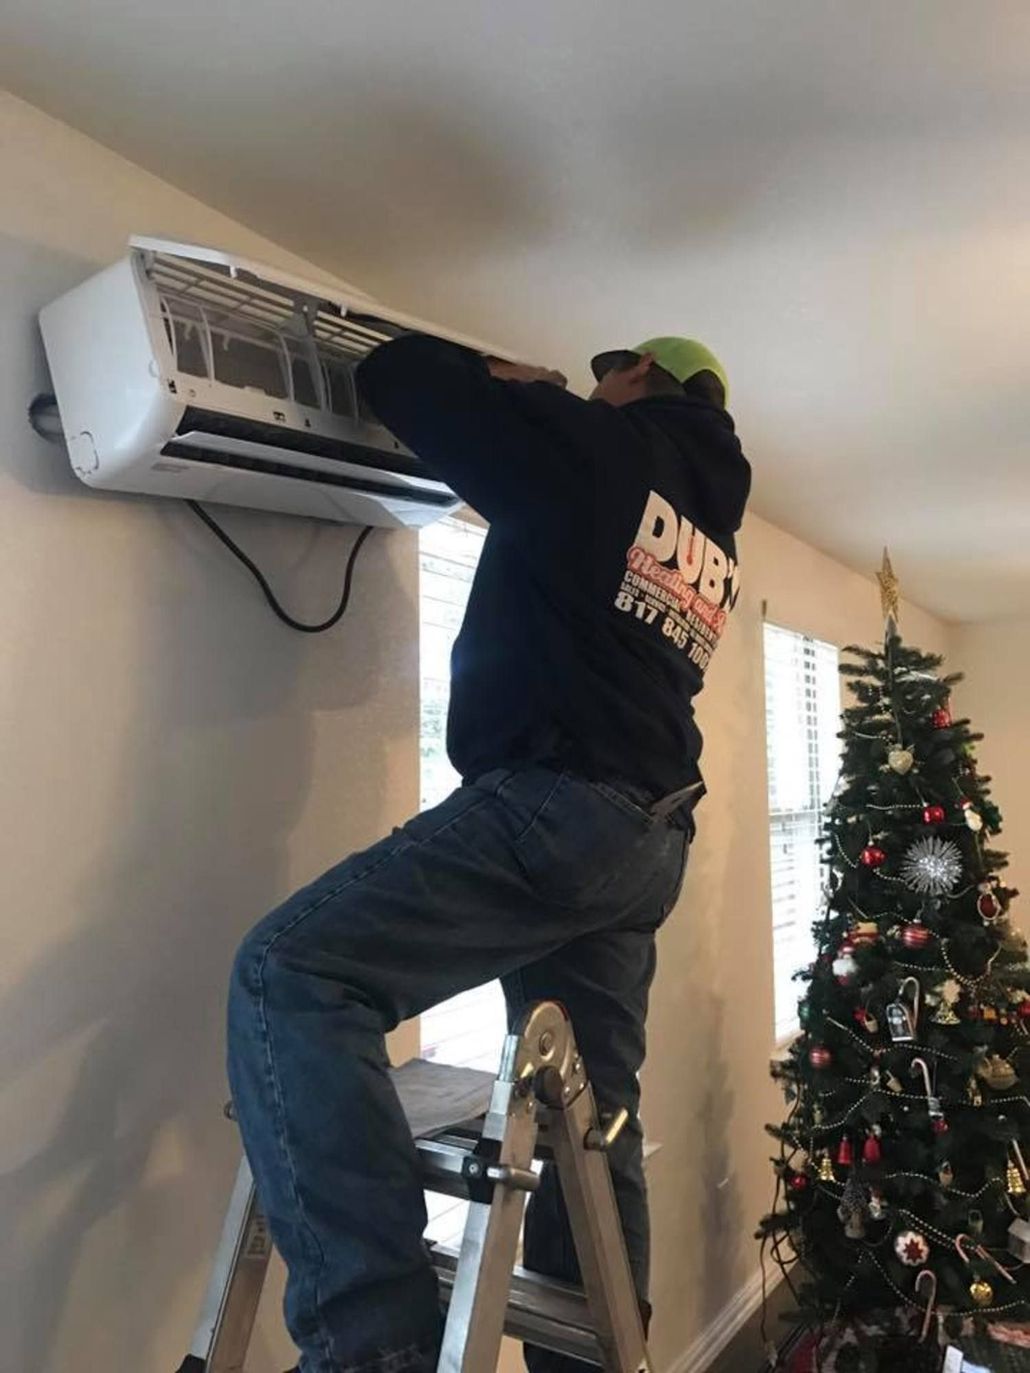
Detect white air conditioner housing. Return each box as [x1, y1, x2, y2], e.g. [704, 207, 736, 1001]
[38, 236, 518, 527]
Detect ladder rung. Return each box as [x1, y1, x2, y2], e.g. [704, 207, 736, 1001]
[416, 1127, 552, 1200]
[431, 1245, 600, 1361]
[416, 1132, 480, 1200]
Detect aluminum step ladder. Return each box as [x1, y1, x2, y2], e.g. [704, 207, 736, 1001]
[176, 1000, 652, 1372]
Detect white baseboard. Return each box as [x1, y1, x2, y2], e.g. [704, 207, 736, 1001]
[666, 1266, 768, 1373]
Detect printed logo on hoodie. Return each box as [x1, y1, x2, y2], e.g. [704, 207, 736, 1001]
[613, 489, 741, 675]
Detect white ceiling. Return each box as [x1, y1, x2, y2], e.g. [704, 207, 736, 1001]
[3, 1, 1029, 621]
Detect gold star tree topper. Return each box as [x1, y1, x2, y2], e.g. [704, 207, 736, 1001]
[878, 548, 900, 628]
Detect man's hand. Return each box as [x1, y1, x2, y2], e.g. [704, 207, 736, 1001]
[487, 358, 568, 389]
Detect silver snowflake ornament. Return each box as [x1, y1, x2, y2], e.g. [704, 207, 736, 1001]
[901, 836, 964, 895]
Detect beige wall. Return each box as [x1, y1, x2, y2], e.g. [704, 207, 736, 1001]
[641, 515, 948, 1370]
[1, 89, 969, 1373]
[0, 92, 419, 1373]
[951, 617, 1030, 908]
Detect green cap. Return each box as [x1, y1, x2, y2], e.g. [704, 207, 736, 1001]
[591, 336, 729, 403]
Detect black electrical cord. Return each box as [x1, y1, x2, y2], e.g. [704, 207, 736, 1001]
[187, 500, 374, 633]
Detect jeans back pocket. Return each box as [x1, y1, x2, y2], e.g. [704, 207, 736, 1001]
[498, 770, 654, 910]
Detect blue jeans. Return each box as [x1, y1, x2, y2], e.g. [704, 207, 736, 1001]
[227, 767, 690, 1372]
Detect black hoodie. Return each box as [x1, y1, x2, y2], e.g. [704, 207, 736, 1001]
[358, 335, 751, 796]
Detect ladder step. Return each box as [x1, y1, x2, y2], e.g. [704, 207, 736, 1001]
[392, 1058, 496, 1141]
[431, 1245, 600, 1362]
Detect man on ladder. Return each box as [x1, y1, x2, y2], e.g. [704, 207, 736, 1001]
[227, 332, 751, 1372]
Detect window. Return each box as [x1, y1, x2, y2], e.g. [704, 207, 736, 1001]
[419, 515, 483, 814]
[418, 515, 506, 1072]
[418, 516, 509, 1246]
[763, 624, 841, 1041]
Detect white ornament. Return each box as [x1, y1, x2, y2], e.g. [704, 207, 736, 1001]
[901, 836, 964, 896]
[938, 978, 962, 1007]
[833, 952, 859, 982]
[888, 748, 915, 775]
[926, 978, 961, 1008]
[965, 807, 984, 833]
[895, 1229, 930, 1266]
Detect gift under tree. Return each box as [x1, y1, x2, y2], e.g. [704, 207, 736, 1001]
[760, 556, 1029, 1355]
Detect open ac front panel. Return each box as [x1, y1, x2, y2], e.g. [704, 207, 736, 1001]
[38, 236, 521, 527]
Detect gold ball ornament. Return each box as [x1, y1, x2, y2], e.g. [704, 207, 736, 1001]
[969, 1278, 994, 1307]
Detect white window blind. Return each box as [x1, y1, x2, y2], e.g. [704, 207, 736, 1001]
[418, 516, 508, 1071]
[417, 516, 508, 1245]
[764, 624, 841, 1041]
[419, 516, 484, 813]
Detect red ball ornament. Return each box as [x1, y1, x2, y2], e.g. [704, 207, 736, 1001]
[836, 1138, 854, 1167]
[809, 1046, 832, 1069]
[901, 922, 932, 949]
[932, 706, 953, 730]
[932, 1117, 949, 1135]
[860, 846, 887, 868]
[788, 1173, 810, 1193]
[923, 805, 946, 825]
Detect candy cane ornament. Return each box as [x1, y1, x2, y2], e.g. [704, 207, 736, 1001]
[911, 1056, 948, 1133]
[887, 977, 921, 1042]
[956, 1233, 995, 1307]
[915, 1268, 937, 1342]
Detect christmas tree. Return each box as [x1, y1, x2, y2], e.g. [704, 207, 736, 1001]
[761, 557, 1029, 1361]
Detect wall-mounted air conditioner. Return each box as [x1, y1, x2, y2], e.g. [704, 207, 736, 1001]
[38, 236, 518, 527]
